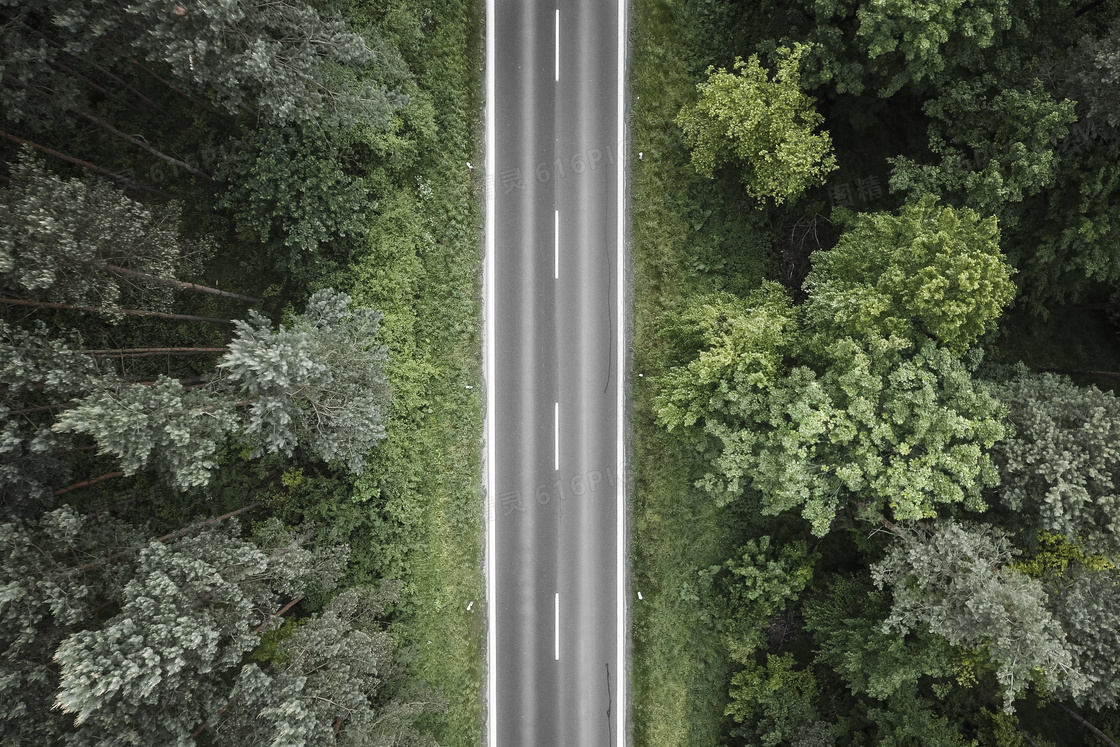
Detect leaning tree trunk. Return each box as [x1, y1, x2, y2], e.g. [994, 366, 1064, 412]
[65, 501, 263, 573]
[0, 297, 234, 324]
[83, 347, 228, 358]
[1043, 368, 1120, 379]
[104, 265, 261, 304]
[73, 110, 213, 181]
[0, 130, 172, 199]
[1055, 703, 1120, 747]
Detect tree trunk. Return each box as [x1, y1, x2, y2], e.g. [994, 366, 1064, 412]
[14, 22, 165, 111]
[72, 110, 213, 181]
[0, 297, 234, 324]
[54, 471, 125, 496]
[84, 347, 228, 357]
[1056, 703, 1120, 747]
[0, 130, 172, 199]
[50, 60, 137, 111]
[253, 595, 305, 633]
[5, 401, 75, 416]
[1075, 0, 1108, 16]
[104, 264, 261, 304]
[67, 502, 263, 574]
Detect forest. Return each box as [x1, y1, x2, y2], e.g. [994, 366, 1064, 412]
[630, 0, 1120, 746]
[0, 0, 484, 745]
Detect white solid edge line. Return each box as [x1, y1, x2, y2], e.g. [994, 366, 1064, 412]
[616, 0, 627, 744]
[554, 209, 559, 279]
[555, 592, 560, 661]
[554, 402, 560, 471]
[555, 9, 560, 82]
[484, 0, 496, 743]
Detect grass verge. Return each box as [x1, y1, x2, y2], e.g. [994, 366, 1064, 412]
[629, 0, 772, 744]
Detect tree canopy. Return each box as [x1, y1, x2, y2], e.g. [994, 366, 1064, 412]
[676, 44, 837, 205]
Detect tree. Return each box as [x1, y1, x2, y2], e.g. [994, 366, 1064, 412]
[48, 0, 410, 131]
[52, 517, 347, 745]
[7, 288, 388, 493]
[0, 150, 203, 314]
[655, 287, 1008, 534]
[1059, 18, 1120, 134]
[653, 284, 800, 437]
[715, 337, 1006, 535]
[886, 81, 1077, 224]
[725, 653, 826, 747]
[214, 127, 373, 275]
[765, 0, 1082, 98]
[52, 376, 240, 492]
[675, 44, 837, 205]
[802, 195, 1017, 356]
[802, 574, 958, 703]
[721, 535, 816, 659]
[0, 506, 142, 744]
[986, 370, 1120, 556]
[219, 288, 390, 474]
[1007, 146, 1120, 311]
[211, 585, 444, 746]
[870, 520, 1085, 707]
[0, 320, 105, 513]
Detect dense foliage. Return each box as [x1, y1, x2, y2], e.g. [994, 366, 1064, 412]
[0, 0, 484, 742]
[633, 0, 1120, 744]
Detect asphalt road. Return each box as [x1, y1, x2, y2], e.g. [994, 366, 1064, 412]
[485, 1, 627, 746]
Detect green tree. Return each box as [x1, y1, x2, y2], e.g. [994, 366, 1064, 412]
[654, 209, 1012, 534]
[768, 0, 1080, 98]
[47, 0, 409, 130]
[802, 195, 1016, 356]
[36, 289, 388, 491]
[1059, 18, 1120, 134]
[0, 320, 105, 512]
[653, 283, 800, 437]
[52, 376, 240, 492]
[675, 44, 837, 205]
[722, 535, 816, 658]
[214, 127, 373, 276]
[886, 81, 1077, 224]
[871, 520, 1085, 707]
[219, 288, 390, 474]
[725, 338, 1006, 535]
[987, 370, 1120, 555]
[52, 517, 347, 745]
[0, 506, 142, 744]
[0, 150, 198, 314]
[803, 574, 959, 703]
[725, 653, 826, 747]
[213, 585, 444, 746]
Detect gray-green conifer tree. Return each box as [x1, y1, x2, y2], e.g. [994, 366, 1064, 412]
[219, 288, 390, 475]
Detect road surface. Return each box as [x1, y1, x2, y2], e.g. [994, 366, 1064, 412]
[485, 0, 628, 745]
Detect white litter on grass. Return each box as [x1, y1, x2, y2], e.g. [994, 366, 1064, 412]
[637, 592, 643, 600]
[468, 601, 475, 611]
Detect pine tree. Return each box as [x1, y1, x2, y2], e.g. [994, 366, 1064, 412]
[212, 585, 444, 746]
[219, 288, 390, 474]
[0, 149, 203, 314]
[52, 517, 347, 745]
[52, 376, 240, 492]
[0, 506, 143, 744]
[47, 0, 409, 130]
